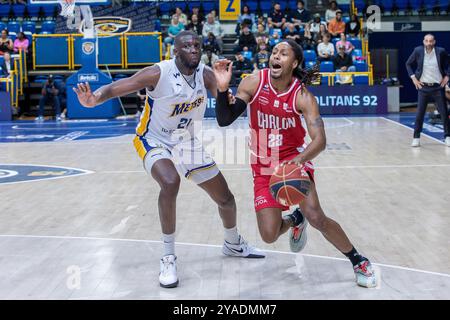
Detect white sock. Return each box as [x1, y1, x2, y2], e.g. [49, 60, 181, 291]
[224, 226, 240, 244]
[162, 232, 175, 256]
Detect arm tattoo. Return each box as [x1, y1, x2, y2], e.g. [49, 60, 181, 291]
[311, 116, 324, 128]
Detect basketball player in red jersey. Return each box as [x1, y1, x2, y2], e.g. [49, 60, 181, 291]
[213, 39, 377, 287]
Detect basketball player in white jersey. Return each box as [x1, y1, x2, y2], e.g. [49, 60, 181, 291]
[74, 31, 265, 288]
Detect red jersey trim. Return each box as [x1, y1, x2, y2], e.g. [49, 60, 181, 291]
[268, 70, 299, 98]
[249, 70, 265, 105]
[292, 85, 303, 116]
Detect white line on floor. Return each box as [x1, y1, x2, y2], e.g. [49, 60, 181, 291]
[381, 117, 445, 145]
[0, 234, 448, 279]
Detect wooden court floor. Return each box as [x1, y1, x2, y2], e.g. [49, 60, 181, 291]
[0, 117, 449, 299]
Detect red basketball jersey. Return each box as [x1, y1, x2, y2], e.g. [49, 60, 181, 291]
[248, 68, 307, 175]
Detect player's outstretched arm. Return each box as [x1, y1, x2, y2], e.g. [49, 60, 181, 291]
[73, 65, 161, 108]
[213, 59, 259, 127]
[285, 87, 326, 166]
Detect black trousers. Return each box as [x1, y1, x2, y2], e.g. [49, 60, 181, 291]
[414, 85, 449, 138]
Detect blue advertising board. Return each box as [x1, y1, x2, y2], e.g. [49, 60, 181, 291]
[204, 85, 388, 118]
[0, 91, 12, 121]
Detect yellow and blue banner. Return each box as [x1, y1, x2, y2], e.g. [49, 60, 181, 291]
[219, 0, 241, 21]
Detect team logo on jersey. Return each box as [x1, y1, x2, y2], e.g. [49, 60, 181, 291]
[0, 164, 93, 185]
[82, 42, 95, 55]
[170, 96, 205, 117]
[81, 17, 132, 35]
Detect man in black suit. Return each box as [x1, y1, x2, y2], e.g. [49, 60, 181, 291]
[406, 34, 449, 147]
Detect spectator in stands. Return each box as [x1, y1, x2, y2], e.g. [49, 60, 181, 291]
[0, 30, 14, 55]
[328, 10, 346, 38]
[236, 5, 255, 35]
[335, 33, 354, 54]
[313, 23, 328, 44]
[255, 23, 270, 45]
[233, 52, 253, 85]
[0, 52, 12, 78]
[310, 13, 327, 36]
[253, 16, 268, 33]
[164, 16, 185, 49]
[334, 44, 356, 85]
[317, 33, 334, 61]
[35, 75, 61, 122]
[253, 41, 270, 71]
[14, 32, 29, 54]
[203, 32, 220, 54]
[289, 0, 311, 29]
[268, 2, 286, 31]
[173, 7, 188, 25]
[269, 29, 282, 49]
[189, 6, 204, 25]
[186, 14, 203, 38]
[236, 24, 257, 54]
[202, 14, 224, 53]
[284, 23, 301, 44]
[300, 23, 315, 50]
[325, 1, 339, 23]
[345, 14, 360, 37]
[201, 47, 219, 67]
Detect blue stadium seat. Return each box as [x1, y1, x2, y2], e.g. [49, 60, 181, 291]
[12, 4, 26, 18]
[35, 75, 48, 83]
[320, 61, 334, 72]
[188, 1, 201, 10]
[203, 1, 216, 13]
[352, 49, 363, 58]
[39, 31, 52, 35]
[41, 21, 56, 33]
[321, 76, 330, 85]
[26, 5, 42, 18]
[42, 4, 57, 17]
[348, 37, 362, 49]
[354, 61, 368, 72]
[304, 50, 317, 62]
[22, 21, 36, 34]
[0, 5, 11, 18]
[353, 75, 369, 84]
[342, 16, 350, 23]
[23, 32, 33, 44]
[0, 56, 4, 66]
[158, 2, 171, 15]
[7, 21, 21, 34]
[305, 61, 315, 69]
[332, 37, 339, 47]
[0, 22, 6, 32]
[242, 51, 253, 60]
[260, 1, 272, 12]
[245, 1, 258, 12]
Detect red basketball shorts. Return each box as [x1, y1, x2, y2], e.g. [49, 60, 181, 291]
[253, 157, 315, 212]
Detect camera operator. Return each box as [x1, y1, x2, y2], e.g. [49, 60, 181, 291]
[35, 75, 61, 122]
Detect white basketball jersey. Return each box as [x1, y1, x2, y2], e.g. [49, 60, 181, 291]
[135, 59, 207, 146]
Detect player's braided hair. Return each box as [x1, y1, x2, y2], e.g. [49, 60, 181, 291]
[281, 39, 321, 86]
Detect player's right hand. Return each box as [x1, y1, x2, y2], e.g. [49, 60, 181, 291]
[73, 82, 98, 108]
[213, 59, 233, 92]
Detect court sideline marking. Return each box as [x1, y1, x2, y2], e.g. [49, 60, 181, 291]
[0, 234, 449, 279]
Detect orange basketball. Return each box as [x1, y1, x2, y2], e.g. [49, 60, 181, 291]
[269, 164, 311, 206]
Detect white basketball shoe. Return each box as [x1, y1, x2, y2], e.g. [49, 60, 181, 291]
[411, 138, 420, 147]
[222, 235, 266, 258]
[159, 254, 179, 288]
